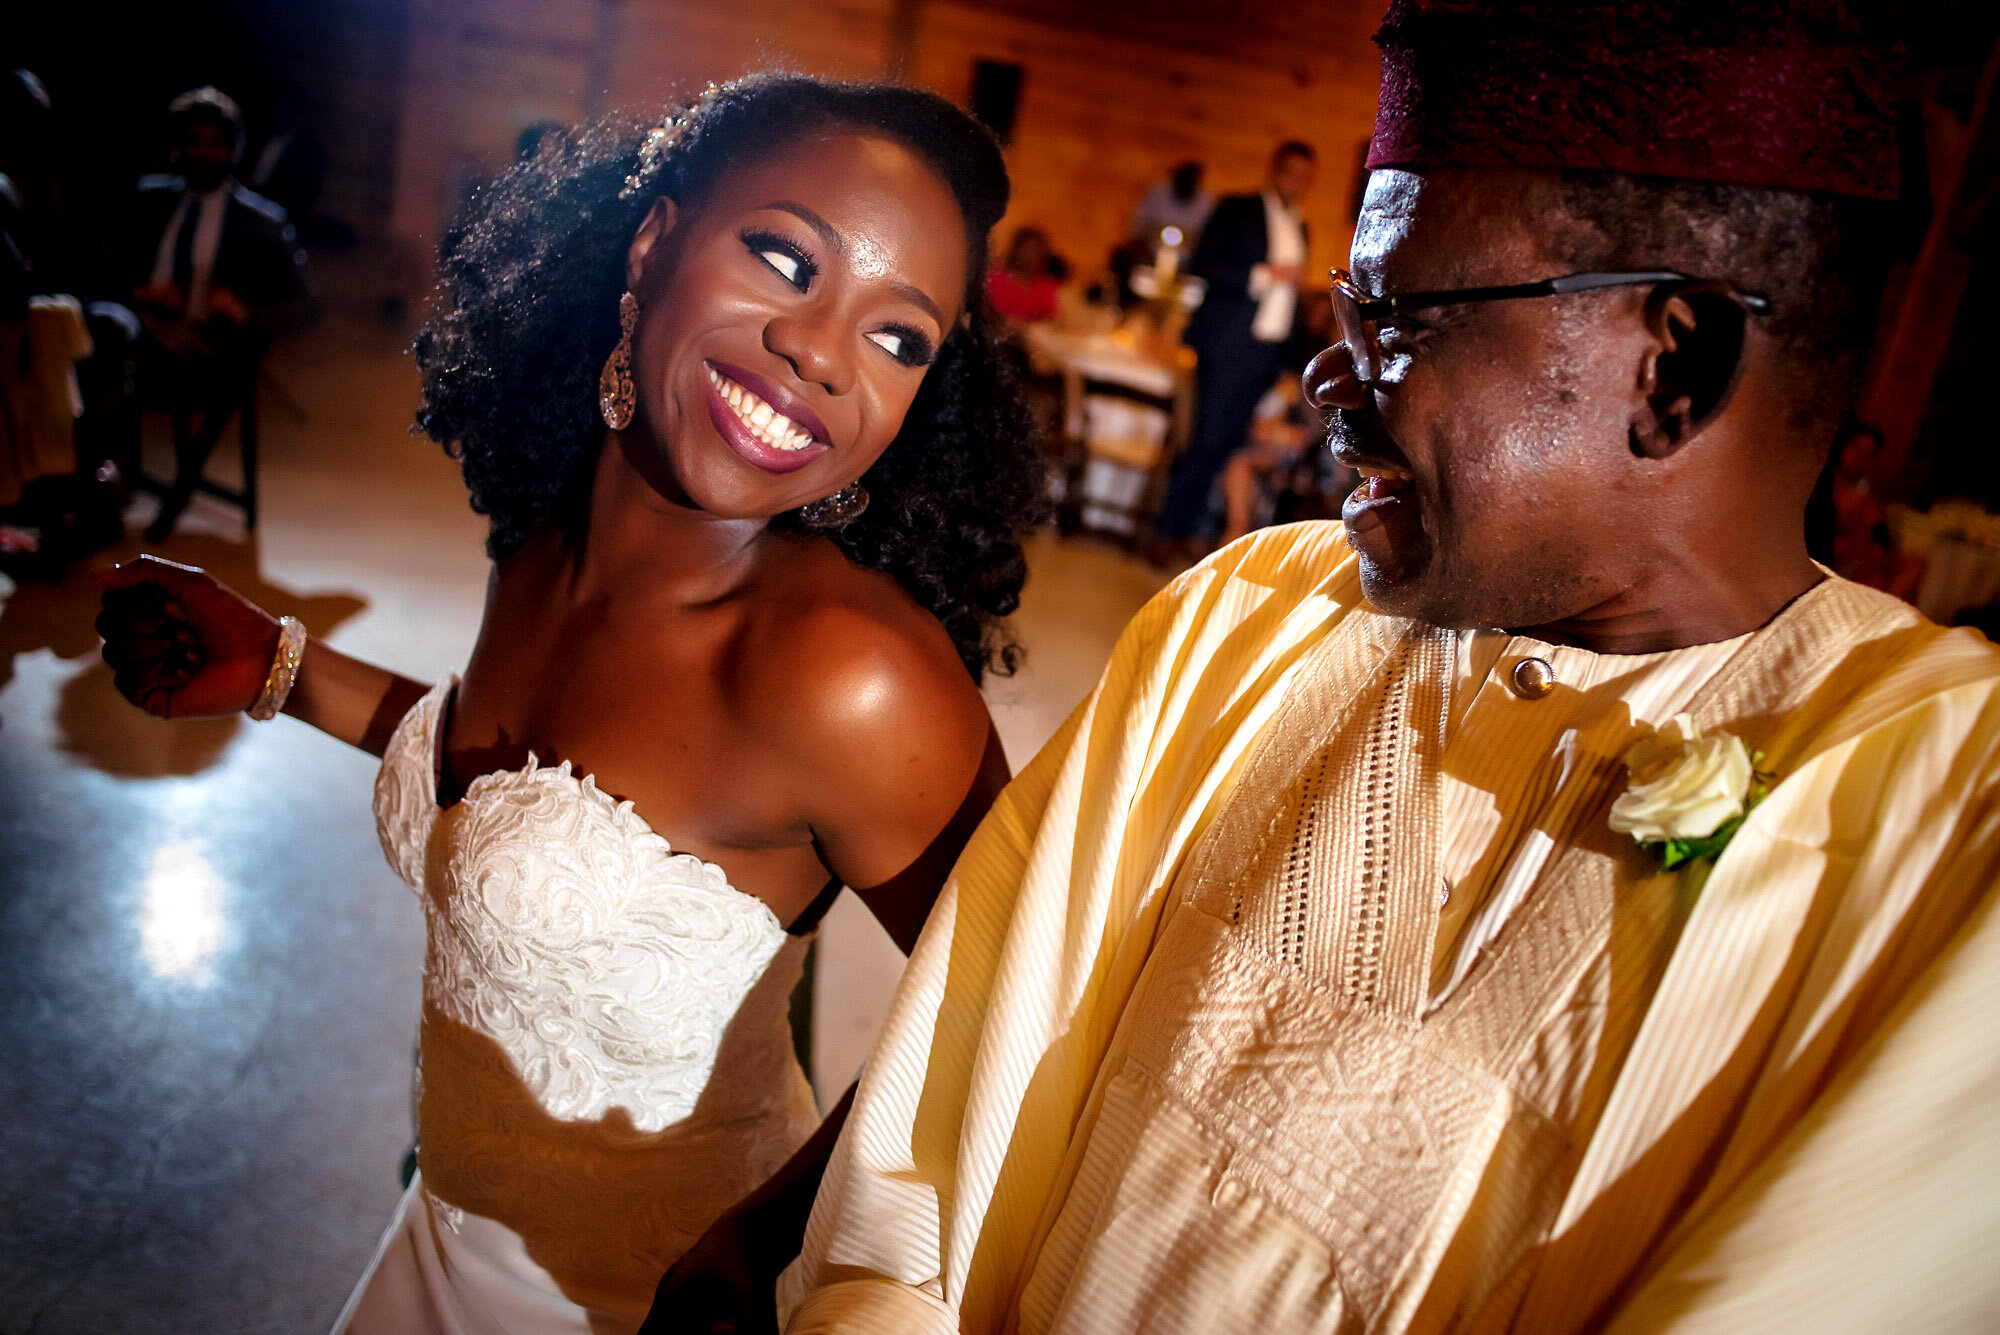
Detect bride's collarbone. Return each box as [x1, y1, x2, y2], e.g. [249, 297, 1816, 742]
[442, 654, 832, 910]
[452, 643, 794, 782]
[462, 560, 924, 805]
[447, 545, 941, 908]
[443, 685, 795, 829]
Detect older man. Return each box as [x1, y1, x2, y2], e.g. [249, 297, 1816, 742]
[776, 4, 2000, 1333]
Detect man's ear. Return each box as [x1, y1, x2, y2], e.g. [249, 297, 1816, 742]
[624, 196, 681, 293]
[1629, 282, 1747, 460]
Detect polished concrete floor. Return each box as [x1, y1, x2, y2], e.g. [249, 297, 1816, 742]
[0, 288, 1171, 1333]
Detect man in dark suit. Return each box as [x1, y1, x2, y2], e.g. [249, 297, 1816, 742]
[120, 86, 310, 540]
[1154, 141, 1316, 558]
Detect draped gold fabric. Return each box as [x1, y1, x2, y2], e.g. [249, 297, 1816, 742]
[779, 523, 2000, 1334]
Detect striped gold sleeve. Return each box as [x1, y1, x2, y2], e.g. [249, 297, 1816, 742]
[778, 524, 1360, 1331]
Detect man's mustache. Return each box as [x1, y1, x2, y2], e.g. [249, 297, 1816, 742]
[1324, 407, 1402, 463]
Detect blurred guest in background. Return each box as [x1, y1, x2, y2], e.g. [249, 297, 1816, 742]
[986, 224, 1062, 325]
[0, 68, 59, 290]
[119, 85, 310, 541]
[0, 67, 132, 576]
[1286, 287, 1335, 375]
[1216, 375, 1314, 545]
[0, 143, 85, 562]
[1128, 159, 1214, 252]
[1830, 421, 1927, 599]
[1212, 289, 1352, 546]
[1151, 139, 1315, 561]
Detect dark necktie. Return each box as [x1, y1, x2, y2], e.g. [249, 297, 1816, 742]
[170, 198, 200, 289]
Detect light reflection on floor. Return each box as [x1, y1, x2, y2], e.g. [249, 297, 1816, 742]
[139, 842, 229, 984]
[0, 277, 1172, 1332]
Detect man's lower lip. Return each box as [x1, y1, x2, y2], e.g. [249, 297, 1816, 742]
[1342, 486, 1413, 519]
[703, 377, 827, 476]
[1341, 483, 1419, 550]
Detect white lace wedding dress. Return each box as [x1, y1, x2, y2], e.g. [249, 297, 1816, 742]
[330, 679, 822, 1335]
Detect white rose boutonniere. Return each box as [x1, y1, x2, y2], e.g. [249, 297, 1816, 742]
[1609, 714, 1769, 871]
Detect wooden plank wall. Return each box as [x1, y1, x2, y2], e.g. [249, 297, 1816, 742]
[389, 0, 1387, 287]
[909, 1, 1382, 283]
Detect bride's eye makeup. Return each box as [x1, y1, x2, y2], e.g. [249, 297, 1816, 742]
[868, 324, 936, 368]
[742, 229, 816, 290]
[740, 222, 939, 369]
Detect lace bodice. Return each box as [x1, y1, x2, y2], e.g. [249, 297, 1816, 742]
[371, 678, 822, 1321]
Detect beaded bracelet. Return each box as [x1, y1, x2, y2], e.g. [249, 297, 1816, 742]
[247, 616, 307, 721]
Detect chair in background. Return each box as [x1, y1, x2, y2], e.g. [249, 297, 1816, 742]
[1023, 322, 1194, 543]
[138, 345, 263, 540]
[1068, 379, 1174, 540]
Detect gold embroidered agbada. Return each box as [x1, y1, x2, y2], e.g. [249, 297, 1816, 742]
[780, 523, 2000, 1334]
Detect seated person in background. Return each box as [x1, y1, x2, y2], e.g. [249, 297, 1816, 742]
[1216, 375, 1312, 545]
[1216, 371, 1361, 545]
[0, 67, 132, 575]
[1216, 289, 1347, 545]
[1214, 291, 1347, 533]
[1828, 421, 1925, 601]
[118, 85, 310, 540]
[1, 153, 45, 560]
[986, 225, 1061, 325]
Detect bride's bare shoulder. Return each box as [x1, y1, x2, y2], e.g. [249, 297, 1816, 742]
[743, 537, 987, 748]
[733, 537, 998, 881]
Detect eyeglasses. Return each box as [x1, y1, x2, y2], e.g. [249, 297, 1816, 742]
[1328, 268, 1772, 383]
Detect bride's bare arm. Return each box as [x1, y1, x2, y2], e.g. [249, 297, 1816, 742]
[645, 1084, 858, 1335]
[95, 554, 429, 758]
[770, 601, 1010, 954]
[639, 595, 1011, 1333]
[646, 740, 1001, 1332]
[281, 634, 436, 757]
[644, 737, 1002, 1332]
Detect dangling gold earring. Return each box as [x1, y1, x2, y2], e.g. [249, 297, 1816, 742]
[599, 291, 640, 429]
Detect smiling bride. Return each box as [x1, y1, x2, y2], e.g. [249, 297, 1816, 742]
[93, 73, 1046, 1334]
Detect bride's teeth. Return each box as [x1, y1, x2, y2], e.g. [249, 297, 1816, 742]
[766, 418, 804, 451]
[710, 367, 816, 450]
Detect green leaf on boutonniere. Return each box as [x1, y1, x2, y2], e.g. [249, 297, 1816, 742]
[1649, 778, 1770, 871]
[1657, 813, 1747, 870]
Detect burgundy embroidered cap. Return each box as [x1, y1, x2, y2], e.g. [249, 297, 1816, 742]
[1367, 0, 1901, 200]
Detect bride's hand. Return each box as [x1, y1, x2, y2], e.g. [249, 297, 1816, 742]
[647, 1202, 777, 1335]
[94, 555, 283, 719]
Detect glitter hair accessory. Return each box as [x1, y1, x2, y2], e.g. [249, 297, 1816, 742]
[619, 82, 723, 201]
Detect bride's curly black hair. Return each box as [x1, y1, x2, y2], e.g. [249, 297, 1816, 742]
[413, 73, 1049, 681]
